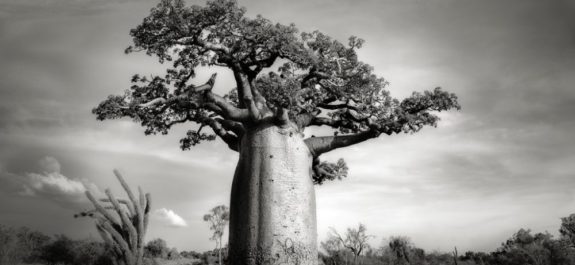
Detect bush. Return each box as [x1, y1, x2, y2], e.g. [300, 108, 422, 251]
[40, 235, 75, 265]
[145, 238, 169, 259]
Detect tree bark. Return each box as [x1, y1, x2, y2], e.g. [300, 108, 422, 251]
[229, 122, 318, 265]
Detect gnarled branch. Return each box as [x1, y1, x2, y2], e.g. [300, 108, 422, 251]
[199, 116, 240, 152]
[305, 130, 378, 156]
[205, 92, 250, 122]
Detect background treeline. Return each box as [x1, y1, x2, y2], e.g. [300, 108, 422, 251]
[320, 213, 575, 265]
[2, 213, 575, 265]
[321, 228, 575, 265]
[0, 225, 112, 265]
[0, 225, 199, 265]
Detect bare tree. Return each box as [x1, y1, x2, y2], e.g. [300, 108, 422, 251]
[203, 205, 229, 265]
[329, 224, 372, 265]
[75, 170, 151, 265]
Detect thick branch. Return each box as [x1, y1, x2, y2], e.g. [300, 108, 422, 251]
[295, 112, 315, 129]
[188, 72, 217, 93]
[205, 92, 250, 122]
[231, 65, 262, 121]
[305, 131, 378, 156]
[216, 118, 245, 137]
[248, 78, 269, 115]
[201, 116, 239, 151]
[276, 107, 290, 127]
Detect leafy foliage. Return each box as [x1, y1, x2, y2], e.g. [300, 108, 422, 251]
[145, 238, 169, 259]
[93, 0, 460, 151]
[560, 213, 575, 247]
[312, 158, 348, 185]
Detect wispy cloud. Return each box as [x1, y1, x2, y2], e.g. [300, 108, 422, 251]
[0, 156, 98, 209]
[154, 208, 188, 228]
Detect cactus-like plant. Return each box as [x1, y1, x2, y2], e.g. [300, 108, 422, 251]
[75, 170, 151, 265]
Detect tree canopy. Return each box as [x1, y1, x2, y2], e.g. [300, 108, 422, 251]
[93, 0, 460, 184]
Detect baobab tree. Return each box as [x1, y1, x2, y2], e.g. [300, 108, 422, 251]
[92, 0, 460, 264]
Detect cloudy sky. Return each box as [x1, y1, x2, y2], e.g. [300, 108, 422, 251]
[1, 0, 574, 253]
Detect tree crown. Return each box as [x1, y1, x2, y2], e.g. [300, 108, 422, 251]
[92, 0, 460, 184]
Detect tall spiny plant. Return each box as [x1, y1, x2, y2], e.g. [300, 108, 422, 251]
[75, 170, 151, 265]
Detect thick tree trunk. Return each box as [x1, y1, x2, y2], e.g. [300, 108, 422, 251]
[229, 122, 318, 265]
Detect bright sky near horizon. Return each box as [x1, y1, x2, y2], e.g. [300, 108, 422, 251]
[1, 0, 575, 254]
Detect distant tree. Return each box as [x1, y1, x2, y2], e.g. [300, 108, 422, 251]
[461, 251, 490, 265]
[76, 170, 152, 265]
[388, 236, 412, 265]
[145, 238, 169, 259]
[92, 0, 460, 263]
[560, 214, 575, 247]
[328, 224, 372, 265]
[203, 205, 229, 265]
[167, 247, 181, 260]
[491, 228, 575, 265]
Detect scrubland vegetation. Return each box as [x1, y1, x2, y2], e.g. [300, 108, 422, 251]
[2, 213, 575, 265]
